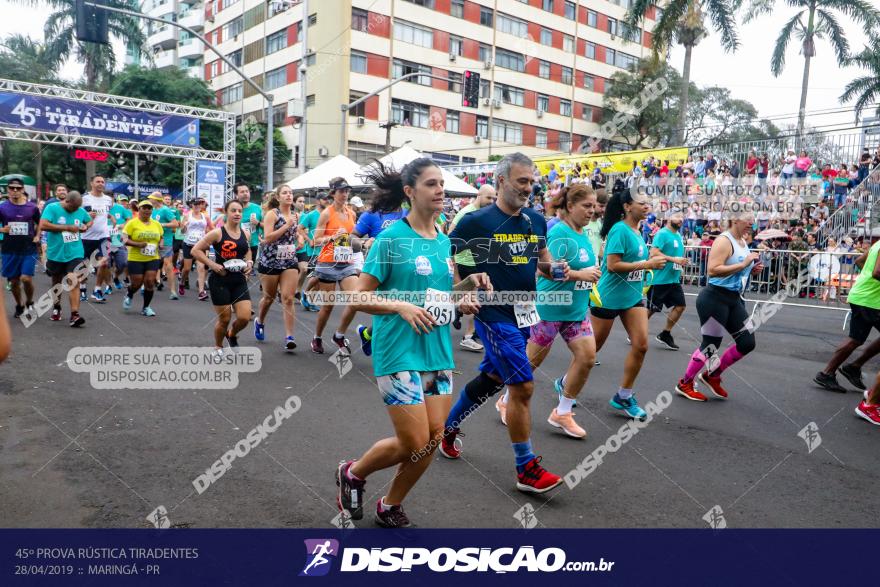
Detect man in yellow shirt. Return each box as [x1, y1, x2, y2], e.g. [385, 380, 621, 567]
[122, 200, 164, 317]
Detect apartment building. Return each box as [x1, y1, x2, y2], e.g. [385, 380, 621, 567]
[126, 0, 206, 80]
[202, 0, 660, 179]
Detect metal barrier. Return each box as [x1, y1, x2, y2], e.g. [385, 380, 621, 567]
[816, 166, 880, 243]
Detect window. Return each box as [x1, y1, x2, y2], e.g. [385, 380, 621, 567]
[565, 1, 576, 20]
[495, 49, 524, 71]
[561, 66, 572, 84]
[404, 0, 434, 7]
[542, 0, 554, 12]
[497, 13, 528, 38]
[580, 104, 590, 120]
[616, 51, 639, 70]
[450, 35, 463, 56]
[479, 79, 490, 98]
[585, 41, 596, 59]
[587, 10, 597, 27]
[393, 59, 431, 85]
[540, 28, 552, 45]
[536, 128, 547, 148]
[559, 131, 571, 152]
[223, 16, 243, 38]
[492, 120, 522, 145]
[228, 49, 242, 67]
[480, 6, 493, 27]
[305, 52, 316, 66]
[447, 71, 462, 93]
[538, 60, 550, 79]
[349, 92, 366, 117]
[560, 99, 571, 117]
[563, 34, 574, 53]
[266, 29, 286, 54]
[392, 100, 430, 127]
[451, 0, 464, 18]
[221, 82, 242, 104]
[583, 74, 595, 91]
[352, 7, 368, 32]
[350, 50, 367, 74]
[605, 47, 616, 65]
[272, 104, 285, 127]
[446, 110, 460, 133]
[306, 94, 315, 107]
[607, 18, 618, 36]
[537, 94, 549, 112]
[476, 115, 489, 138]
[479, 43, 492, 63]
[494, 83, 524, 106]
[265, 66, 286, 90]
[394, 20, 433, 48]
[308, 13, 316, 25]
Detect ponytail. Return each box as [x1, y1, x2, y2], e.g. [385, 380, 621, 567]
[362, 157, 437, 213]
[600, 185, 634, 239]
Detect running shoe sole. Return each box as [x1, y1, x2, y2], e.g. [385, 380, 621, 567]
[438, 437, 462, 459]
[515, 479, 563, 494]
[698, 372, 727, 399]
[547, 415, 586, 438]
[675, 382, 707, 402]
[855, 406, 880, 426]
[655, 335, 679, 350]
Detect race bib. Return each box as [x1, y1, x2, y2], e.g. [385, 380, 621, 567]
[575, 280, 593, 291]
[514, 302, 539, 329]
[334, 246, 353, 263]
[109, 226, 120, 237]
[62, 231, 80, 243]
[672, 263, 683, 272]
[277, 244, 296, 260]
[142, 244, 157, 256]
[184, 231, 204, 245]
[8, 222, 28, 236]
[626, 269, 644, 282]
[424, 288, 454, 326]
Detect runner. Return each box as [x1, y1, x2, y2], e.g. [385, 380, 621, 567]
[235, 182, 262, 276]
[108, 195, 132, 291]
[439, 152, 565, 494]
[122, 199, 165, 317]
[41, 184, 67, 267]
[589, 187, 666, 418]
[171, 199, 185, 277]
[298, 193, 329, 312]
[80, 175, 115, 303]
[191, 199, 253, 358]
[814, 238, 880, 393]
[646, 212, 689, 350]
[293, 194, 310, 300]
[675, 210, 762, 401]
[586, 189, 607, 366]
[0, 178, 41, 318]
[180, 198, 214, 300]
[335, 158, 490, 527]
[255, 184, 304, 350]
[448, 184, 497, 354]
[148, 193, 179, 300]
[494, 184, 601, 437]
[311, 178, 359, 354]
[39, 191, 92, 326]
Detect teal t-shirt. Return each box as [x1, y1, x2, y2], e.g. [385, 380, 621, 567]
[537, 222, 596, 322]
[650, 227, 683, 285]
[242, 203, 263, 247]
[152, 207, 177, 246]
[108, 204, 132, 248]
[596, 221, 648, 310]
[173, 208, 184, 240]
[362, 220, 454, 377]
[299, 209, 319, 257]
[42, 202, 92, 262]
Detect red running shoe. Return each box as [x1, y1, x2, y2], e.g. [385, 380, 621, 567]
[855, 401, 880, 426]
[675, 378, 707, 402]
[699, 371, 729, 399]
[439, 428, 463, 459]
[516, 456, 562, 494]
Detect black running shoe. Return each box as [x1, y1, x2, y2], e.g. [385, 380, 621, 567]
[69, 312, 85, 327]
[839, 364, 867, 391]
[226, 331, 239, 349]
[13, 305, 24, 318]
[374, 500, 411, 528]
[336, 460, 366, 520]
[813, 371, 847, 393]
[656, 330, 679, 350]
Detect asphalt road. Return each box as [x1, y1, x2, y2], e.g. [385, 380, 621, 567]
[1, 273, 878, 530]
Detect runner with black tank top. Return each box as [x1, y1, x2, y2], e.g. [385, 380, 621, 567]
[255, 184, 304, 351]
[180, 198, 213, 300]
[192, 199, 253, 360]
[675, 213, 761, 402]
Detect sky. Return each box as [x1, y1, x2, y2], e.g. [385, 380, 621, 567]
[0, 1, 875, 134]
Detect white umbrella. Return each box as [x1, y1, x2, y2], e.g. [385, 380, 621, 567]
[287, 154, 369, 191]
[363, 146, 478, 195]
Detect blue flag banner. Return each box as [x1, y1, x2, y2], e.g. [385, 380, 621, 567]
[0, 91, 200, 147]
[0, 529, 868, 586]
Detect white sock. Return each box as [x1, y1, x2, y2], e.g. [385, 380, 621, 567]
[560, 374, 567, 388]
[379, 497, 394, 511]
[557, 396, 575, 414]
[618, 387, 633, 399]
[335, 331, 344, 339]
[502, 389, 510, 404]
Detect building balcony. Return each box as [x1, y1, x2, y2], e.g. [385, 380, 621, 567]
[178, 9, 204, 31]
[177, 38, 203, 59]
[145, 0, 175, 18]
[153, 49, 178, 70]
[148, 25, 178, 50]
[184, 65, 204, 79]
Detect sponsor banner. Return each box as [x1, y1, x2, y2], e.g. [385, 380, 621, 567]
[0, 529, 866, 585]
[196, 160, 226, 211]
[534, 146, 690, 177]
[0, 91, 200, 147]
[106, 182, 182, 200]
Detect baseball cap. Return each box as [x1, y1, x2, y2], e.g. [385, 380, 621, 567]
[317, 192, 331, 200]
[6, 178, 24, 188]
[329, 177, 350, 191]
[350, 196, 364, 208]
[148, 193, 164, 202]
[137, 200, 154, 208]
[117, 195, 129, 202]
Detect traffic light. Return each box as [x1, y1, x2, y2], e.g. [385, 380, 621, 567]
[76, 0, 109, 45]
[462, 70, 480, 108]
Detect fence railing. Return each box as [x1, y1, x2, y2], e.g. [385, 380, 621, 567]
[816, 166, 880, 244]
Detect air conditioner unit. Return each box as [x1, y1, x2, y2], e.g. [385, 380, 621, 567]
[318, 146, 329, 157]
[536, 109, 544, 118]
[356, 116, 365, 127]
[492, 99, 501, 108]
[482, 98, 491, 106]
[483, 59, 492, 69]
[449, 52, 457, 62]
[610, 34, 616, 40]
[473, 135, 482, 143]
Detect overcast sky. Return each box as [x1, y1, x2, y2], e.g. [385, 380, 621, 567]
[1, 1, 875, 132]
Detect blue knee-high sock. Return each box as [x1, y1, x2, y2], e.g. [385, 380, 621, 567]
[513, 440, 535, 473]
[445, 390, 480, 431]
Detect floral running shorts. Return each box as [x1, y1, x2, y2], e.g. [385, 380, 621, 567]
[529, 318, 593, 348]
[376, 370, 453, 406]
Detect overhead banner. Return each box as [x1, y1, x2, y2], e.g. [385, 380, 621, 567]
[106, 182, 182, 200]
[0, 91, 200, 147]
[196, 160, 226, 210]
[534, 146, 690, 177]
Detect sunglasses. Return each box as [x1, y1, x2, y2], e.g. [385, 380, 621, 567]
[7, 186, 23, 191]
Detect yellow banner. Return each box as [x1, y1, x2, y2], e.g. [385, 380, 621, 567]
[533, 146, 690, 178]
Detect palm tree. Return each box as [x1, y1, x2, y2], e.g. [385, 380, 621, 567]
[627, 0, 740, 145]
[840, 46, 880, 123]
[744, 0, 880, 143]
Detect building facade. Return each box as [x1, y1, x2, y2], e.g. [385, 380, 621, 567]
[201, 0, 660, 180]
[127, 0, 206, 80]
